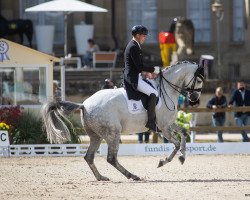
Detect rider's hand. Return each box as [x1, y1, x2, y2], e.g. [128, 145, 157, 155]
[153, 66, 161, 74]
[151, 73, 158, 79]
[143, 72, 157, 79]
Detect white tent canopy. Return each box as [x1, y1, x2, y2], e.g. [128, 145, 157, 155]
[25, 0, 107, 12]
[25, 0, 107, 56]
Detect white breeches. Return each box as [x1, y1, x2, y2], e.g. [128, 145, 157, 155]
[137, 74, 158, 97]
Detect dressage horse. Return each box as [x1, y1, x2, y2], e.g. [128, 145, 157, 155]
[41, 61, 204, 181]
[0, 15, 33, 47]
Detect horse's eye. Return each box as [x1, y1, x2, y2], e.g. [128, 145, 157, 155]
[197, 80, 202, 84]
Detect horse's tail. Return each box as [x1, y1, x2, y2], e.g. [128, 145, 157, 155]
[41, 101, 84, 144]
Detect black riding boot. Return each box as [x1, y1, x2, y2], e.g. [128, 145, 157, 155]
[145, 94, 161, 132]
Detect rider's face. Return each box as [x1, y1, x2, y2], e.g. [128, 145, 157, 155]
[135, 34, 147, 44]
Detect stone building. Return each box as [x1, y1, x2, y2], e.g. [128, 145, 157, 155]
[1, 0, 250, 81]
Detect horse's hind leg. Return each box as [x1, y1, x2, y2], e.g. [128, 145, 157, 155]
[84, 133, 109, 181]
[171, 123, 187, 164]
[158, 132, 180, 168]
[106, 134, 140, 181]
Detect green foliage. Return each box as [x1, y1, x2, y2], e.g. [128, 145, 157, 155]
[10, 111, 49, 144]
[10, 112, 81, 144]
[174, 130, 191, 143]
[175, 111, 192, 142]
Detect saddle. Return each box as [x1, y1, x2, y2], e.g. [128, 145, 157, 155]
[121, 80, 161, 114]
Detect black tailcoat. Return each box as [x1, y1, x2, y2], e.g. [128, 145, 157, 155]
[123, 40, 154, 100]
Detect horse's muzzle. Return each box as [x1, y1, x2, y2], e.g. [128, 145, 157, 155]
[188, 91, 200, 102]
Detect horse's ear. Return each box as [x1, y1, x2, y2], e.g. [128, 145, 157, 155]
[199, 58, 205, 68]
[195, 65, 205, 81]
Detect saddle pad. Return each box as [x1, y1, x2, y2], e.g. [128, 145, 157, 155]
[119, 88, 161, 114]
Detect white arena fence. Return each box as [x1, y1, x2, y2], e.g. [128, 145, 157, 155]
[0, 143, 250, 157]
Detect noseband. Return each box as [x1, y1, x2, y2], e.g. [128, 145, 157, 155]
[159, 65, 204, 111]
[185, 67, 204, 93]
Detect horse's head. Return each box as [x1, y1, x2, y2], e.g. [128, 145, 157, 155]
[183, 63, 204, 102]
[159, 61, 204, 104]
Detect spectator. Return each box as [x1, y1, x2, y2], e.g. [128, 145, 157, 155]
[207, 87, 227, 142]
[229, 81, 250, 142]
[101, 79, 116, 89]
[53, 80, 61, 101]
[178, 94, 185, 108]
[138, 131, 150, 143]
[82, 38, 100, 68]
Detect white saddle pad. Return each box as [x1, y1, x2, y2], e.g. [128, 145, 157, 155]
[119, 88, 161, 114]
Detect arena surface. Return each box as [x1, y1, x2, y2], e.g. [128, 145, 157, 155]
[1, 155, 250, 200]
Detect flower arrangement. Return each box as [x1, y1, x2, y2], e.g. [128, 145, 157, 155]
[175, 110, 193, 142]
[176, 110, 192, 131]
[0, 106, 80, 144]
[0, 106, 22, 127]
[0, 122, 10, 131]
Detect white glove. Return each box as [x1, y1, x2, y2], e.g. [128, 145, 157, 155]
[153, 66, 160, 74]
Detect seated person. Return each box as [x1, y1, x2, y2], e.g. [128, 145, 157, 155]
[82, 38, 100, 67]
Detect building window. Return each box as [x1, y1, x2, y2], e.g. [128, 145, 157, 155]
[19, 0, 64, 44]
[0, 67, 48, 106]
[187, 0, 211, 43]
[233, 0, 245, 42]
[228, 62, 240, 80]
[126, 0, 157, 44]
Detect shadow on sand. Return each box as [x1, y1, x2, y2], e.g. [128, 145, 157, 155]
[89, 178, 250, 184]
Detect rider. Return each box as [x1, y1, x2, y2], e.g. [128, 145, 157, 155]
[124, 25, 161, 132]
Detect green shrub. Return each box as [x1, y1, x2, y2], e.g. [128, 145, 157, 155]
[11, 112, 49, 144]
[10, 111, 81, 144]
[175, 111, 192, 142]
[175, 130, 191, 143]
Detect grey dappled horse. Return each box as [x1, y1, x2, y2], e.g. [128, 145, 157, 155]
[41, 61, 204, 181]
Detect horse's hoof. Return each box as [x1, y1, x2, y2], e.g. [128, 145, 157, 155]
[157, 160, 164, 168]
[179, 156, 185, 165]
[98, 176, 110, 181]
[132, 175, 141, 181]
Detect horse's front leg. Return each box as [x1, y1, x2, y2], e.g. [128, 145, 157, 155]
[158, 127, 180, 168]
[171, 123, 188, 165]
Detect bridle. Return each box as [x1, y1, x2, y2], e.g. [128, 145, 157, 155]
[159, 64, 204, 111]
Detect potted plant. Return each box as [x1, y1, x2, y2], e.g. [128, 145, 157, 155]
[0, 122, 10, 132]
[35, 25, 55, 54]
[74, 22, 94, 55]
[0, 122, 11, 145]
